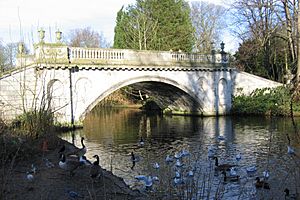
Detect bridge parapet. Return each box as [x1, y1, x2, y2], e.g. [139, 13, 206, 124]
[68, 47, 225, 67]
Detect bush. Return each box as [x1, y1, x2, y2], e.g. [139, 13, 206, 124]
[231, 86, 300, 116]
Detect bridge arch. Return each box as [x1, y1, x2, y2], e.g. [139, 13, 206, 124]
[79, 75, 209, 121]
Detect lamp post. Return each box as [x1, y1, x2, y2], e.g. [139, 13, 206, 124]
[69, 66, 79, 130]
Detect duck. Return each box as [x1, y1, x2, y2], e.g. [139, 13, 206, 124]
[255, 177, 270, 189]
[90, 155, 102, 180]
[26, 171, 34, 182]
[59, 154, 81, 176]
[43, 158, 55, 168]
[284, 188, 298, 199]
[214, 157, 235, 171]
[180, 149, 190, 157]
[217, 135, 225, 140]
[221, 170, 240, 182]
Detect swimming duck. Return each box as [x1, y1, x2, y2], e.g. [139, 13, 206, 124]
[214, 157, 235, 171]
[221, 170, 240, 182]
[217, 135, 225, 140]
[59, 154, 81, 176]
[255, 177, 270, 189]
[90, 155, 102, 180]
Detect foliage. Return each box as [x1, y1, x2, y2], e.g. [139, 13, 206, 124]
[113, 0, 195, 52]
[231, 0, 297, 83]
[232, 86, 300, 116]
[11, 110, 54, 139]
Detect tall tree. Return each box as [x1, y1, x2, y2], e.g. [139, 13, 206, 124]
[113, 0, 195, 52]
[190, 1, 226, 53]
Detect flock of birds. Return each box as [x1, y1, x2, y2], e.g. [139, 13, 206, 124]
[24, 135, 298, 199]
[26, 137, 102, 185]
[130, 136, 298, 199]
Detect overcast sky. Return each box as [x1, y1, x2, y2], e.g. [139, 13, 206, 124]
[0, 0, 238, 52]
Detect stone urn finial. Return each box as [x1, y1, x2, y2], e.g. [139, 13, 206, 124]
[38, 28, 45, 43]
[56, 30, 62, 43]
[18, 42, 25, 54]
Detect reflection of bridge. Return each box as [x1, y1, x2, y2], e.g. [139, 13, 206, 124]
[0, 34, 281, 124]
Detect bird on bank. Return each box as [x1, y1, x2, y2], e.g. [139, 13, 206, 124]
[79, 155, 92, 166]
[90, 155, 102, 181]
[130, 152, 140, 162]
[214, 157, 236, 171]
[59, 154, 81, 176]
[58, 137, 87, 157]
[255, 177, 270, 189]
[135, 175, 159, 189]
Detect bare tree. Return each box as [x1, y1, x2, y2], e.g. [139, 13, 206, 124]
[190, 1, 227, 53]
[68, 27, 109, 48]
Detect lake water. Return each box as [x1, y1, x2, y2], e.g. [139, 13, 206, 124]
[60, 107, 300, 199]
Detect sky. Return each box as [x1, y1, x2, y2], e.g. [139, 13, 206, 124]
[0, 0, 238, 52]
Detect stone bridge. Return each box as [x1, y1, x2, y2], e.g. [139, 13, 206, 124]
[0, 40, 281, 124]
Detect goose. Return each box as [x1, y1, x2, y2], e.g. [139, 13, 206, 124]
[214, 157, 235, 171]
[130, 152, 140, 162]
[221, 170, 240, 182]
[79, 155, 92, 166]
[165, 155, 174, 163]
[90, 155, 102, 180]
[255, 177, 270, 189]
[135, 175, 159, 189]
[284, 188, 298, 199]
[59, 154, 81, 176]
[59, 137, 87, 157]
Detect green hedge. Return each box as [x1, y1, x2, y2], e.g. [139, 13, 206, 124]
[232, 86, 300, 116]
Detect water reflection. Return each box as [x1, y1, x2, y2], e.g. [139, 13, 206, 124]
[61, 108, 300, 199]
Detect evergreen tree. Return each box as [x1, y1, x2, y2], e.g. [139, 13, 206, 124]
[113, 0, 194, 52]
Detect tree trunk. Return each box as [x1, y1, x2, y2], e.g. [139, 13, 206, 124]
[297, 0, 300, 83]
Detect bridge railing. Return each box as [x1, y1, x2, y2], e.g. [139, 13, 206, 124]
[68, 47, 226, 67]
